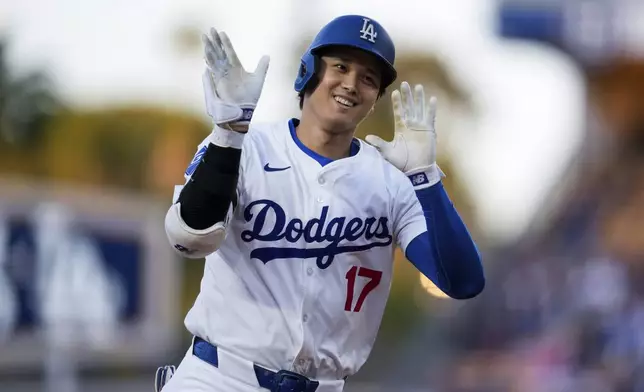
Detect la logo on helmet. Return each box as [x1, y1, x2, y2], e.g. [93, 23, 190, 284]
[359, 18, 378, 43]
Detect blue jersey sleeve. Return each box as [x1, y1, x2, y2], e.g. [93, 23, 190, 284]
[403, 182, 485, 299]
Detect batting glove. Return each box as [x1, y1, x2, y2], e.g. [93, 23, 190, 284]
[365, 81, 445, 189]
[202, 28, 270, 131]
[154, 365, 176, 392]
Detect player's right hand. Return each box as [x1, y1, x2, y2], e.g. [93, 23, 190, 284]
[202, 28, 270, 132]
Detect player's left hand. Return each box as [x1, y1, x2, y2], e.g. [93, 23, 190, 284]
[202, 28, 270, 131]
[365, 82, 443, 184]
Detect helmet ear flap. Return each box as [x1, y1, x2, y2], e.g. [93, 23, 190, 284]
[298, 61, 308, 78]
[294, 53, 320, 92]
[298, 62, 306, 79]
[305, 55, 321, 92]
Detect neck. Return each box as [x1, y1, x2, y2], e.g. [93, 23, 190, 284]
[296, 114, 355, 160]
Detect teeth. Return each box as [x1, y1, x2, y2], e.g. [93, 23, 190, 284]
[334, 96, 354, 107]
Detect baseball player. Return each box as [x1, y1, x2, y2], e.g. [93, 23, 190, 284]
[160, 14, 484, 392]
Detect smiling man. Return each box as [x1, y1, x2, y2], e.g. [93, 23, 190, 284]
[159, 14, 485, 392]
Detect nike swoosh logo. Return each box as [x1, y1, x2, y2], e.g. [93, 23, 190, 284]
[264, 163, 291, 172]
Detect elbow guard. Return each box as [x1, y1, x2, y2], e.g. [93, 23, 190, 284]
[164, 202, 233, 259]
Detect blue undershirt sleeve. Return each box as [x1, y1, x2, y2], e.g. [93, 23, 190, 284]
[404, 182, 484, 299]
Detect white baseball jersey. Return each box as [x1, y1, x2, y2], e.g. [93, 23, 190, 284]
[178, 119, 427, 381]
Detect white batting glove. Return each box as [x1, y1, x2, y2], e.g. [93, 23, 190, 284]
[365, 81, 445, 189]
[202, 28, 270, 130]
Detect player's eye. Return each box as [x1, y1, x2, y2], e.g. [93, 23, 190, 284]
[334, 63, 347, 72]
[363, 75, 378, 88]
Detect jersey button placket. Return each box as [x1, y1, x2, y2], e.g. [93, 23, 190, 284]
[316, 174, 327, 203]
[298, 178, 321, 376]
[295, 171, 330, 370]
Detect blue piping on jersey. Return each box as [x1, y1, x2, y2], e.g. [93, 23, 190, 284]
[289, 119, 360, 167]
[405, 182, 485, 299]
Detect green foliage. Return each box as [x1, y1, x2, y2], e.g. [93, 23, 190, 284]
[0, 38, 62, 148]
[378, 250, 427, 339]
[0, 106, 210, 195]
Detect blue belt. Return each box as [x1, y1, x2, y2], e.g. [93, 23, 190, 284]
[192, 336, 319, 392]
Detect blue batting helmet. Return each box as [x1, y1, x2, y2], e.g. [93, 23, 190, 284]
[294, 15, 397, 93]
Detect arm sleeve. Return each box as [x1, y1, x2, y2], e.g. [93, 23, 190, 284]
[164, 129, 247, 258]
[393, 177, 485, 299]
[175, 128, 247, 230]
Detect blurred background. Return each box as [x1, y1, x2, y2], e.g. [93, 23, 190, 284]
[1, 0, 644, 391]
